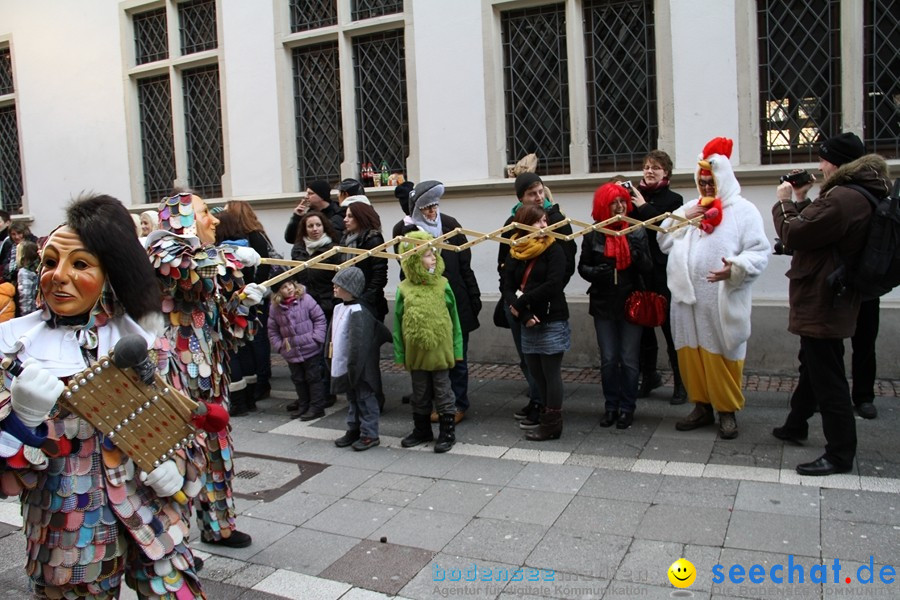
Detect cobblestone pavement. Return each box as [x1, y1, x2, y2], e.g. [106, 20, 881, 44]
[1, 363, 898, 599]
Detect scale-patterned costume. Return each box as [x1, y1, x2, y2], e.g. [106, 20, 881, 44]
[146, 194, 255, 542]
[0, 308, 206, 599]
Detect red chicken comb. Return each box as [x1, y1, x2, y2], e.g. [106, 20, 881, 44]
[702, 137, 733, 159]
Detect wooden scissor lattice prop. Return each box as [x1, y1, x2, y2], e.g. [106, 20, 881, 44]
[61, 354, 199, 473]
[257, 212, 702, 288]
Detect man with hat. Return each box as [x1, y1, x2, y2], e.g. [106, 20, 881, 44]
[496, 173, 576, 429]
[283, 180, 345, 249]
[772, 131, 892, 475]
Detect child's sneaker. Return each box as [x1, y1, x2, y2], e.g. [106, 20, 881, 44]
[352, 437, 380, 451]
[334, 430, 360, 448]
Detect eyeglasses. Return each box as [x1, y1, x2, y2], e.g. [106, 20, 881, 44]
[698, 179, 716, 188]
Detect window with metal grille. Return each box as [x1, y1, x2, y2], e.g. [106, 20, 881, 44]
[183, 65, 224, 197]
[351, 0, 403, 21]
[179, 0, 217, 55]
[293, 42, 343, 189]
[501, 4, 570, 175]
[134, 7, 168, 65]
[0, 105, 22, 214]
[864, 0, 899, 159]
[0, 47, 13, 96]
[290, 0, 337, 32]
[757, 0, 841, 164]
[137, 75, 176, 203]
[584, 0, 657, 173]
[353, 30, 409, 177]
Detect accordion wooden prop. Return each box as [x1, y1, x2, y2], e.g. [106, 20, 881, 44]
[60, 350, 199, 473]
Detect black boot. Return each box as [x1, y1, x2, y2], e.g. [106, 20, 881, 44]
[525, 408, 562, 441]
[671, 382, 687, 405]
[434, 413, 456, 453]
[401, 413, 434, 448]
[245, 383, 258, 412]
[638, 371, 662, 398]
[228, 388, 249, 417]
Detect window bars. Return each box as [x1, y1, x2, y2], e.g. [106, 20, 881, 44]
[353, 30, 409, 178]
[864, 0, 899, 160]
[0, 105, 23, 213]
[183, 65, 224, 198]
[293, 42, 344, 189]
[179, 0, 217, 55]
[137, 76, 177, 204]
[351, 0, 403, 22]
[757, 0, 842, 164]
[0, 47, 14, 95]
[584, 0, 657, 173]
[289, 0, 338, 32]
[134, 7, 168, 65]
[501, 4, 570, 175]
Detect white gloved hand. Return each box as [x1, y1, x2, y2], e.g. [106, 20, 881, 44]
[11, 358, 64, 428]
[141, 460, 183, 498]
[232, 246, 261, 268]
[241, 283, 268, 307]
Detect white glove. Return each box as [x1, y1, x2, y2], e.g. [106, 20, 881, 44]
[232, 246, 261, 268]
[141, 460, 183, 498]
[241, 283, 268, 306]
[11, 358, 64, 428]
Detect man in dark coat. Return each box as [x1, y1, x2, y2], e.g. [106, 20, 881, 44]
[772, 132, 892, 476]
[283, 180, 345, 247]
[394, 180, 481, 422]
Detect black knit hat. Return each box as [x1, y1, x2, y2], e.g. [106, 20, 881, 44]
[308, 180, 331, 201]
[515, 173, 543, 199]
[338, 178, 364, 196]
[394, 181, 415, 215]
[818, 132, 866, 167]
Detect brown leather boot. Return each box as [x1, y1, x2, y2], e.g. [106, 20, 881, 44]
[525, 408, 562, 441]
[675, 403, 714, 431]
[718, 412, 738, 439]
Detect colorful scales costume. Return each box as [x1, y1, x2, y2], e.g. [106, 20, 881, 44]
[146, 193, 255, 544]
[0, 195, 206, 599]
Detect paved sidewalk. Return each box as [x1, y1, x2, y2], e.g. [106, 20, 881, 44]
[1, 364, 898, 599]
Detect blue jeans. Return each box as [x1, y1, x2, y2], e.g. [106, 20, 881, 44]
[594, 317, 642, 414]
[449, 331, 470, 412]
[347, 381, 380, 439]
[504, 304, 543, 405]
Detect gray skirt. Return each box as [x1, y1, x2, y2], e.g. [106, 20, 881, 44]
[521, 320, 571, 355]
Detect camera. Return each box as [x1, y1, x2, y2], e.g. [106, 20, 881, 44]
[620, 181, 636, 197]
[779, 170, 813, 187]
[772, 237, 793, 256]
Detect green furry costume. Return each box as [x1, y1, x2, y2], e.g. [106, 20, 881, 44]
[393, 232, 463, 371]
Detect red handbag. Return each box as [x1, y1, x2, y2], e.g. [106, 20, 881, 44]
[624, 290, 667, 327]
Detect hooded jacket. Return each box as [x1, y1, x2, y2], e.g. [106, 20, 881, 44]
[773, 154, 891, 338]
[393, 233, 463, 371]
[268, 289, 327, 363]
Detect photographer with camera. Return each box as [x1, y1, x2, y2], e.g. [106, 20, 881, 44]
[771, 132, 891, 476]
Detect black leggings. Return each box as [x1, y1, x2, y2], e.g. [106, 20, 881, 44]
[524, 353, 565, 410]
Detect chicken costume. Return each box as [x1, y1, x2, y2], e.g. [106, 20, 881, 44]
[0, 195, 206, 599]
[146, 193, 259, 546]
[658, 138, 770, 417]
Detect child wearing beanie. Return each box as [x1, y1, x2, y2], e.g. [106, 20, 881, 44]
[394, 231, 463, 453]
[329, 266, 391, 451]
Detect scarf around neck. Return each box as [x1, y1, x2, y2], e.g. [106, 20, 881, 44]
[509, 233, 555, 260]
[304, 233, 333, 254]
[638, 177, 670, 195]
[603, 222, 632, 271]
[412, 208, 443, 239]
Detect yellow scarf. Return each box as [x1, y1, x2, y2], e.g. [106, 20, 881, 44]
[509, 233, 555, 260]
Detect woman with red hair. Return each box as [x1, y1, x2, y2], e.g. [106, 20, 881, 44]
[578, 183, 652, 429]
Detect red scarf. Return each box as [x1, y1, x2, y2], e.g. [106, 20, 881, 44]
[604, 222, 632, 271]
[638, 176, 670, 194]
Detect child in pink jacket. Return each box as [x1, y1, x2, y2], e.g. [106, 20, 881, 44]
[268, 280, 327, 419]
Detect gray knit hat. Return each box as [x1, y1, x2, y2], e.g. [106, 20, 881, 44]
[410, 180, 444, 212]
[332, 266, 365, 298]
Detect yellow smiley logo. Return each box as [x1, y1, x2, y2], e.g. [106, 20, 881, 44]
[668, 558, 696, 588]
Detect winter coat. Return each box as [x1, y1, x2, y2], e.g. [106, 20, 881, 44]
[393, 244, 463, 371]
[394, 213, 482, 334]
[340, 229, 389, 320]
[0, 281, 14, 323]
[633, 185, 683, 294]
[283, 201, 346, 245]
[268, 292, 327, 363]
[772, 154, 891, 339]
[578, 227, 652, 321]
[16, 267, 38, 316]
[291, 240, 340, 319]
[243, 230, 272, 284]
[501, 241, 569, 324]
[327, 300, 391, 393]
[497, 202, 576, 286]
